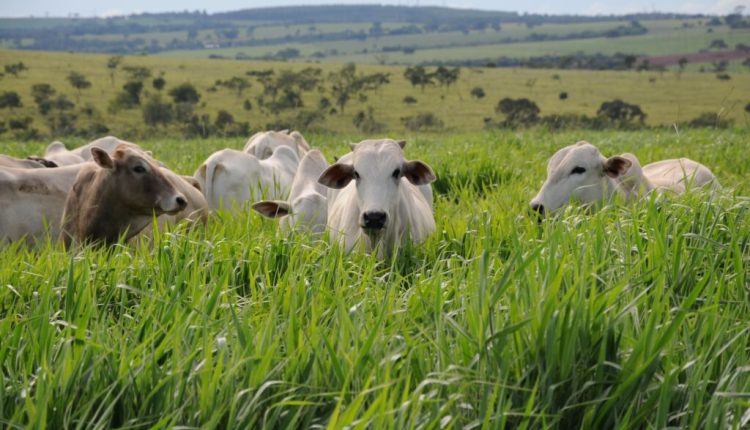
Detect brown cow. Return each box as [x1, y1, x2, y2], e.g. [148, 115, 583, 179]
[61, 145, 187, 246]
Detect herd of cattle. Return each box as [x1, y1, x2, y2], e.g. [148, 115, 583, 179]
[0, 132, 719, 257]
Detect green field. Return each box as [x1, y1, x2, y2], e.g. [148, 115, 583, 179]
[1, 129, 750, 428]
[0, 49, 748, 141]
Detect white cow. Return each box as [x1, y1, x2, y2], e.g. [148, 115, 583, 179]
[0, 164, 84, 244]
[318, 139, 436, 258]
[39, 141, 86, 166]
[530, 141, 719, 215]
[68, 136, 144, 161]
[243, 130, 310, 159]
[0, 155, 54, 169]
[252, 149, 329, 234]
[195, 146, 299, 211]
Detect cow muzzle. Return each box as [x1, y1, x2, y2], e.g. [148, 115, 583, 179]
[160, 194, 188, 214]
[361, 210, 387, 231]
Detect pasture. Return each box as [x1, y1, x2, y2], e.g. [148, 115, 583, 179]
[1, 129, 750, 428]
[0, 49, 749, 139]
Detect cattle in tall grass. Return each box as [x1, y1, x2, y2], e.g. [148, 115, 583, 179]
[318, 139, 436, 258]
[530, 141, 719, 215]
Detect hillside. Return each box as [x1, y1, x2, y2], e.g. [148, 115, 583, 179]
[1, 5, 748, 70]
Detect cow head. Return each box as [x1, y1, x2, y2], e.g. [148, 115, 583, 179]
[319, 139, 435, 240]
[91, 145, 187, 215]
[530, 141, 632, 216]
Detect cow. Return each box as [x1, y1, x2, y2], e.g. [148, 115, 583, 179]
[0, 154, 56, 169]
[317, 139, 436, 258]
[137, 169, 209, 239]
[243, 130, 310, 160]
[252, 149, 329, 234]
[61, 145, 187, 246]
[194, 146, 299, 211]
[529, 141, 719, 216]
[0, 164, 84, 244]
[36, 141, 86, 166]
[64, 136, 145, 161]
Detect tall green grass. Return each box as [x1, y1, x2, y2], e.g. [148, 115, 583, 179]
[0, 129, 749, 428]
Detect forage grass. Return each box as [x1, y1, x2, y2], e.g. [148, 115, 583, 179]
[0, 129, 749, 428]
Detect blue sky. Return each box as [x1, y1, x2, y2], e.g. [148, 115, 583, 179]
[0, 0, 746, 18]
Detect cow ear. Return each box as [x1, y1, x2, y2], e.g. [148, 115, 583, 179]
[181, 175, 202, 192]
[252, 200, 291, 218]
[603, 156, 632, 178]
[318, 163, 355, 189]
[402, 160, 436, 185]
[396, 140, 407, 149]
[91, 147, 114, 169]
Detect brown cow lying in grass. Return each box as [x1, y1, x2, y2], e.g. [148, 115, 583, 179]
[61, 145, 187, 246]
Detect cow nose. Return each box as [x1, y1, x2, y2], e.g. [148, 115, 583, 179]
[176, 196, 187, 210]
[362, 211, 387, 230]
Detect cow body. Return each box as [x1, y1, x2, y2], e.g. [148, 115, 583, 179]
[253, 149, 329, 234]
[0, 164, 84, 244]
[40, 141, 86, 166]
[318, 139, 436, 258]
[0, 155, 51, 169]
[243, 130, 310, 160]
[195, 146, 299, 211]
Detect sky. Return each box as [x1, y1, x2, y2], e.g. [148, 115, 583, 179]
[0, 0, 746, 18]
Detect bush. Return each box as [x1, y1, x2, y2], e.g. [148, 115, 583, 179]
[169, 83, 201, 104]
[142, 96, 173, 127]
[243, 99, 253, 111]
[716, 73, 731, 81]
[353, 107, 386, 133]
[495, 97, 540, 127]
[597, 99, 646, 127]
[686, 112, 733, 129]
[559, 92, 568, 100]
[401, 112, 444, 131]
[0, 91, 22, 109]
[470, 87, 485, 99]
[402, 96, 418, 104]
[152, 77, 166, 91]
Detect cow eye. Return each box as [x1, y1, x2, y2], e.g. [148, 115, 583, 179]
[353, 170, 360, 180]
[133, 165, 146, 174]
[392, 168, 401, 179]
[570, 166, 586, 175]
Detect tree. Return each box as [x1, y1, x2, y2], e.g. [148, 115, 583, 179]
[597, 99, 646, 126]
[107, 56, 122, 85]
[142, 95, 173, 127]
[169, 83, 201, 104]
[433, 66, 460, 90]
[709, 39, 728, 50]
[470, 87, 485, 99]
[623, 55, 637, 69]
[4, 62, 27, 77]
[745, 103, 750, 113]
[678, 57, 688, 71]
[219, 76, 251, 97]
[328, 64, 388, 113]
[31, 83, 56, 114]
[0, 91, 22, 109]
[122, 66, 152, 81]
[152, 77, 166, 91]
[559, 92, 568, 100]
[404, 66, 434, 91]
[67, 72, 91, 100]
[495, 98, 540, 127]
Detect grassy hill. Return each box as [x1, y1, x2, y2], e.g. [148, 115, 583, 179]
[0, 49, 747, 141]
[1, 5, 748, 70]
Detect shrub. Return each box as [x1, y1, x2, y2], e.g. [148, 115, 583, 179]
[401, 112, 444, 131]
[687, 112, 733, 129]
[243, 100, 253, 111]
[0, 91, 22, 109]
[596, 99, 646, 126]
[716, 73, 731, 81]
[353, 107, 386, 133]
[559, 92, 568, 100]
[402, 96, 418, 104]
[152, 77, 166, 91]
[142, 96, 173, 127]
[470, 87, 485, 99]
[495, 97, 540, 127]
[169, 83, 201, 104]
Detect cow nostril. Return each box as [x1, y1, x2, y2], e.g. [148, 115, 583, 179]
[362, 211, 387, 230]
[176, 196, 187, 208]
